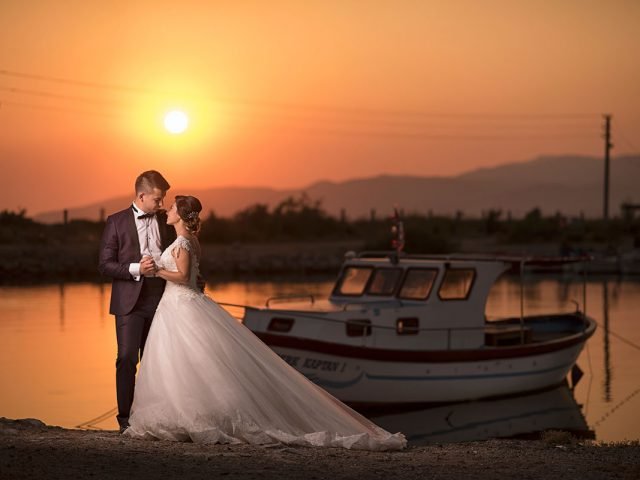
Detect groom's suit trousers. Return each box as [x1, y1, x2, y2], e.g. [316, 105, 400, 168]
[115, 277, 165, 428]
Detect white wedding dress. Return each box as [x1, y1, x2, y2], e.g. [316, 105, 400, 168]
[125, 236, 406, 450]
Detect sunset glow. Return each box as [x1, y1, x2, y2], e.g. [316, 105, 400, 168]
[0, 1, 638, 215]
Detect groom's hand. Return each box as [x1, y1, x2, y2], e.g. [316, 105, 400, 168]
[140, 256, 157, 276]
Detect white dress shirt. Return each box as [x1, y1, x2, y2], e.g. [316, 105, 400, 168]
[129, 203, 164, 281]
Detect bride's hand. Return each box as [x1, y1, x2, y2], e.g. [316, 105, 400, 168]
[140, 256, 157, 276]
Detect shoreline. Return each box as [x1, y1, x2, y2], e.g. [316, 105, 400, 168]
[0, 241, 361, 283]
[2, 418, 639, 480]
[1, 238, 639, 283]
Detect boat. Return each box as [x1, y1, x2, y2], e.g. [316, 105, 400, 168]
[564, 249, 640, 276]
[240, 251, 597, 407]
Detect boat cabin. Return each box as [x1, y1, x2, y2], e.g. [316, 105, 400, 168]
[243, 252, 585, 351]
[324, 252, 510, 349]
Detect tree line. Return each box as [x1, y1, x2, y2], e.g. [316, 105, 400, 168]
[2, 195, 639, 254]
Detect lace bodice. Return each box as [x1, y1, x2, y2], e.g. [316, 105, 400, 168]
[159, 235, 200, 294]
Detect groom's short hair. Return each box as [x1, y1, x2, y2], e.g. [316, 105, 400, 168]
[135, 170, 170, 194]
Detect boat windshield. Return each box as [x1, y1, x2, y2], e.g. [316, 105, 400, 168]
[335, 266, 374, 295]
[438, 268, 475, 300]
[335, 265, 440, 300]
[398, 268, 438, 300]
[368, 268, 403, 296]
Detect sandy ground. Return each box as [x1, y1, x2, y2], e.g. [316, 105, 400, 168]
[1, 418, 639, 480]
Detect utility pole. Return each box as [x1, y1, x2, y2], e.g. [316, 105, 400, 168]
[603, 114, 613, 220]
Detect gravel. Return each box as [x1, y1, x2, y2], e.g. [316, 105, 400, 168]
[2, 417, 639, 480]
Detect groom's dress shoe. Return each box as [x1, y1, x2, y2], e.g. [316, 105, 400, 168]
[119, 424, 130, 435]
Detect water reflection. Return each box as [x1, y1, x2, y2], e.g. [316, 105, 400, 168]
[59, 282, 65, 330]
[370, 385, 592, 444]
[0, 276, 639, 441]
[602, 281, 612, 403]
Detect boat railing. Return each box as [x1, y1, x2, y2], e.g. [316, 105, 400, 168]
[266, 294, 315, 307]
[244, 304, 590, 348]
[338, 299, 405, 311]
[355, 250, 593, 265]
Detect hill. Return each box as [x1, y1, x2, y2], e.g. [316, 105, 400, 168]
[33, 154, 639, 223]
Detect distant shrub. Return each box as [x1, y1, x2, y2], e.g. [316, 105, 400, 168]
[0, 209, 33, 226]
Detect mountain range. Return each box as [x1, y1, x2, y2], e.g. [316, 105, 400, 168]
[34, 154, 639, 223]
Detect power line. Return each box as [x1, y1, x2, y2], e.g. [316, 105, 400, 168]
[222, 104, 598, 130]
[0, 96, 600, 141]
[0, 99, 121, 118]
[284, 125, 598, 141]
[0, 82, 598, 135]
[612, 118, 639, 153]
[0, 83, 600, 135]
[0, 68, 165, 95]
[0, 67, 600, 121]
[226, 99, 599, 121]
[0, 67, 605, 145]
[0, 85, 126, 107]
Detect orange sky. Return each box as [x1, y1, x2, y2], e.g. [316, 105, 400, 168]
[0, 0, 638, 215]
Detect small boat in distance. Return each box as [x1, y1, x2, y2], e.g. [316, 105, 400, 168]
[240, 250, 596, 407]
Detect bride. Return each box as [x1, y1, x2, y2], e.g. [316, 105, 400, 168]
[124, 195, 406, 451]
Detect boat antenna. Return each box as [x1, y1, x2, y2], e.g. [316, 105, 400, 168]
[391, 206, 405, 257]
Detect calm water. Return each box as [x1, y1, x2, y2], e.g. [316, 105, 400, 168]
[1, 276, 639, 443]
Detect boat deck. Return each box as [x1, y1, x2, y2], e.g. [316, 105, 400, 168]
[485, 314, 590, 347]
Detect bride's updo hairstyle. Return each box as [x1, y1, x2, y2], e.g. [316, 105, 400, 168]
[175, 195, 203, 234]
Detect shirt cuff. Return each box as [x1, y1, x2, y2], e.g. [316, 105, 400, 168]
[129, 263, 142, 281]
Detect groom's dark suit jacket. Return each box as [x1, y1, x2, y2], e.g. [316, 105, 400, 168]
[98, 207, 176, 316]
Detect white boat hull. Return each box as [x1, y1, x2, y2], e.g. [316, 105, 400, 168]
[265, 341, 586, 404]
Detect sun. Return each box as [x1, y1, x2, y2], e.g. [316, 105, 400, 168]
[163, 110, 189, 134]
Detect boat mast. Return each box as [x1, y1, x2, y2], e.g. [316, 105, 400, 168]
[391, 206, 405, 255]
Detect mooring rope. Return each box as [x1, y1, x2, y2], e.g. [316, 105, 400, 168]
[592, 387, 640, 429]
[582, 339, 594, 417]
[75, 407, 117, 430]
[591, 319, 640, 352]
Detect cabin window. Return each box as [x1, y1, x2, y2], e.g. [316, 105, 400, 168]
[398, 268, 438, 300]
[267, 317, 295, 333]
[335, 267, 373, 296]
[396, 317, 419, 335]
[346, 319, 372, 337]
[368, 268, 402, 296]
[438, 268, 475, 300]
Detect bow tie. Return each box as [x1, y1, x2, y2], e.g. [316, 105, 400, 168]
[132, 206, 156, 219]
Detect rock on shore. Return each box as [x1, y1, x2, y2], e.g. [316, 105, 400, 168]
[1, 418, 639, 480]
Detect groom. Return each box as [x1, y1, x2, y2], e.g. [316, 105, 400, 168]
[98, 170, 176, 433]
